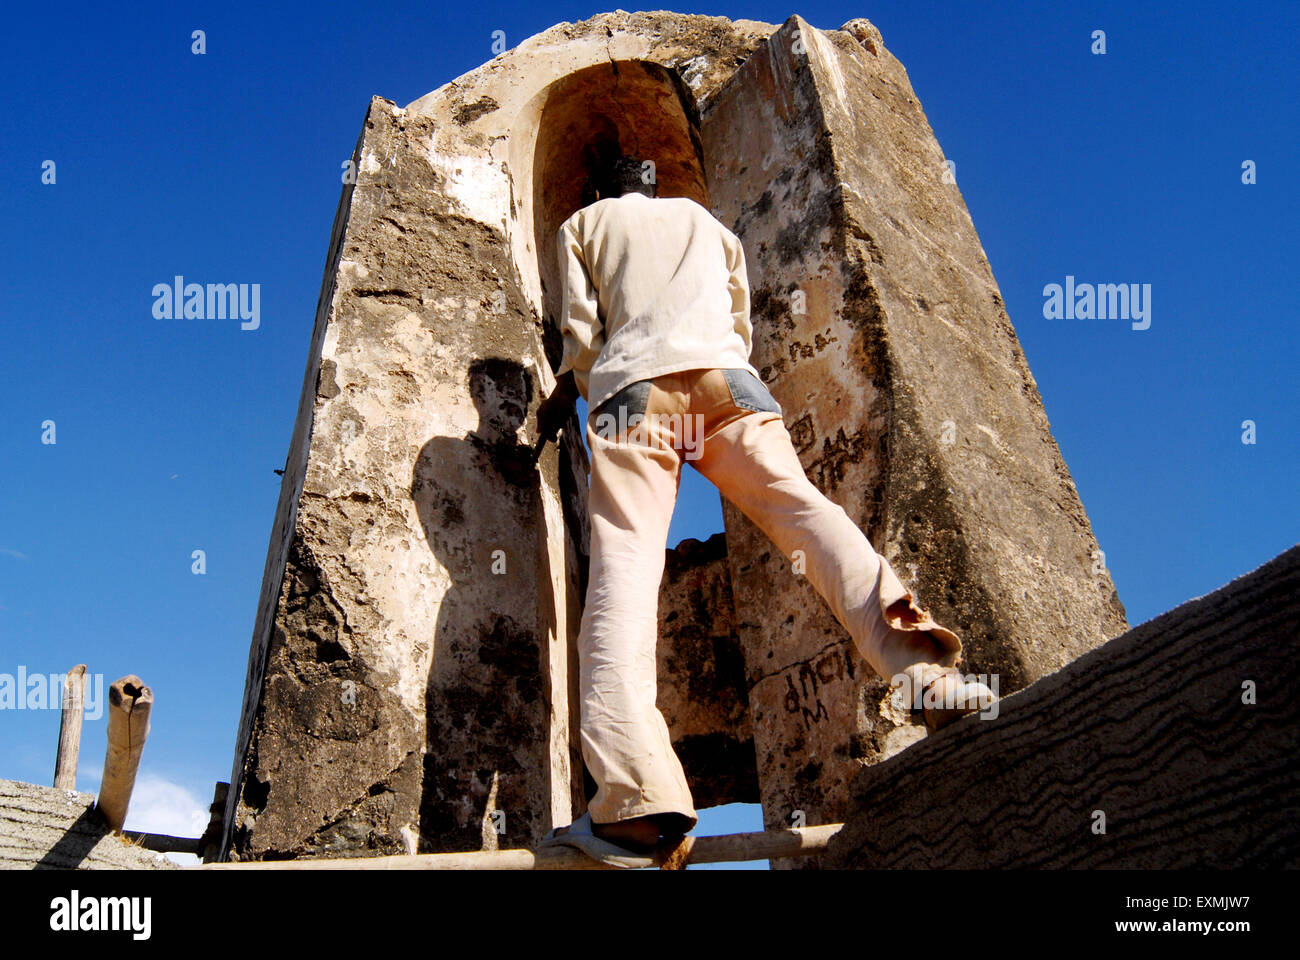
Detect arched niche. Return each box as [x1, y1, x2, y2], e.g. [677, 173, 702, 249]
[506, 59, 709, 374]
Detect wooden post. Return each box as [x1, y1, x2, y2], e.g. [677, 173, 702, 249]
[53, 664, 87, 790]
[197, 823, 844, 870]
[121, 831, 202, 855]
[94, 675, 153, 833]
[197, 782, 228, 864]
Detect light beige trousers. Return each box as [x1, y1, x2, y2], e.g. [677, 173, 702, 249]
[578, 367, 962, 830]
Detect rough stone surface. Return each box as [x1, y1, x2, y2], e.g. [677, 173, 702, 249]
[825, 544, 1300, 868]
[224, 97, 590, 861]
[0, 779, 179, 870]
[225, 9, 1129, 863]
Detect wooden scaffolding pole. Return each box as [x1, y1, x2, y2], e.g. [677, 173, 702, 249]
[94, 675, 153, 833]
[53, 664, 87, 790]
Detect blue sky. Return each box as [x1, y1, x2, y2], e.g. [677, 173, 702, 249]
[1, 1, 1295, 869]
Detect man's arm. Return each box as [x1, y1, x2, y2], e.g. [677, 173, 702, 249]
[537, 218, 602, 442]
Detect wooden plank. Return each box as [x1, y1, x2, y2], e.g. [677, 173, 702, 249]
[53, 664, 86, 790]
[122, 831, 201, 855]
[94, 675, 153, 833]
[197, 823, 843, 870]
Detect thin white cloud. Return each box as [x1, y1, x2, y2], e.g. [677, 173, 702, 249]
[0, 547, 28, 560]
[123, 774, 208, 836]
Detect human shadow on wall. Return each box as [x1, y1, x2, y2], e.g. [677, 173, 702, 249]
[411, 357, 559, 853]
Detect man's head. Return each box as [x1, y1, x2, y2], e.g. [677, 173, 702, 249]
[594, 155, 657, 200]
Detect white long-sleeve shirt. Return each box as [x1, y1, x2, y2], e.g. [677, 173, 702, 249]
[554, 192, 763, 413]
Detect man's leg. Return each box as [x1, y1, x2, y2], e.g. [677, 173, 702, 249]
[568, 380, 699, 849]
[690, 396, 961, 687]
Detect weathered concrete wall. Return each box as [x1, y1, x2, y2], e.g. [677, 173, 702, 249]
[702, 14, 1129, 866]
[224, 98, 588, 860]
[826, 544, 1300, 868]
[226, 9, 1131, 863]
[0, 779, 178, 869]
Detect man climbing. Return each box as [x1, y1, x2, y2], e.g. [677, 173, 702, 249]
[534, 155, 995, 867]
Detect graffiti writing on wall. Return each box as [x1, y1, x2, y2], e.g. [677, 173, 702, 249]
[782, 645, 857, 730]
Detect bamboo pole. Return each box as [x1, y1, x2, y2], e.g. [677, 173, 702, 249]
[122, 831, 202, 855]
[53, 664, 87, 790]
[198, 823, 843, 870]
[94, 675, 153, 833]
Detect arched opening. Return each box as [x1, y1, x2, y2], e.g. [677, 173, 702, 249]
[504, 56, 747, 839]
[525, 58, 708, 366]
[520, 58, 726, 547]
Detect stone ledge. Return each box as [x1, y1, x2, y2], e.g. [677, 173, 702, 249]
[0, 779, 179, 870]
[825, 544, 1300, 868]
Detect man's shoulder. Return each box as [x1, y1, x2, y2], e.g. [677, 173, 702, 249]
[679, 197, 734, 234]
[642, 195, 733, 233]
[569, 194, 731, 235]
[559, 197, 620, 236]
[655, 194, 713, 214]
[557, 205, 586, 234]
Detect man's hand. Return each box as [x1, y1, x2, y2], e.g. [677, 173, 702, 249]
[536, 370, 579, 444]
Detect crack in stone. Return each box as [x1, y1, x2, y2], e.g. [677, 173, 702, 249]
[748, 635, 853, 689]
